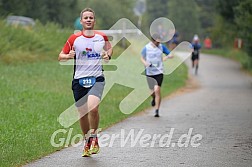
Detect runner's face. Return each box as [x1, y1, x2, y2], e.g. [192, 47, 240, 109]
[153, 40, 160, 47]
[80, 11, 95, 30]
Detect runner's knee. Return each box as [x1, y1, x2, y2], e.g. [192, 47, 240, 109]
[89, 106, 99, 114]
[154, 86, 161, 95]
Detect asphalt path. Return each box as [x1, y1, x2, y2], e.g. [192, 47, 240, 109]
[25, 54, 252, 167]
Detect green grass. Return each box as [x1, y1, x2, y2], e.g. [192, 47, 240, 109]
[0, 62, 73, 166]
[0, 19, 188, 166]
[202, 48, 252, 74]
[0, 19, 72, 64]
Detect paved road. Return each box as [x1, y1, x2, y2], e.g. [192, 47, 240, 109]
[25, 54, 252, 167]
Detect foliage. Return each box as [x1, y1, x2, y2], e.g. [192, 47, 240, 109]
[0, 19, 71, 63]
[0, 0, 78, 27]
[209, 16, 235, 48]
[167, 0, 201, 41]
[234, 0, 252, 56]
[78, 0, 137, 30]
[195, 0, 218, 37]
[216, 0, 240, 24]
[144, 0, 169, 31]
[214, 0, 252, 60]
[0, 0, 218, 42]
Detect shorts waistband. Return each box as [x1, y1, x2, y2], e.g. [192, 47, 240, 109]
[74, 76, 105, 82]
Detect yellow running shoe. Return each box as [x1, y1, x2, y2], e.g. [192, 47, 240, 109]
[82, 145, 91, 157]
[90, 137, 100, 154]
[82, 139, 92, 157]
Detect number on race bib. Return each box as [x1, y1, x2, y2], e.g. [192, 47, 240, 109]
[79, 77, 96, 88]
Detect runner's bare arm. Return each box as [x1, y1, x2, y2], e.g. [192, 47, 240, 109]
[58, 49, 75, 61]
[102, 48, 113, 61]
[140, 56, 151, 67]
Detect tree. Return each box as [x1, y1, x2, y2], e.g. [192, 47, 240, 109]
[234, 0, 252, 56]
[0, 0, 31, 16]
[213, 0, 252, 66]
[215, 0, 252, 52]
[195, 0, 218, 36]
[79, 0, 136, 30]
[139, 0, 169, 36]
[167, 0, 201, 41]
[0, 0, 78, 27]
[216, 0, 240, 24]
[145, 0, 169, 23]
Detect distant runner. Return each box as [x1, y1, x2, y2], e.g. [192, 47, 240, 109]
[191, 34, 201, 75]
[141, 34, 173, 117]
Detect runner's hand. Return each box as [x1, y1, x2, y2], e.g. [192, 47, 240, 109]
[68, 47, 75, 59]
[169, 54, 174, 58]
[144, 62, 151, 67]
[163, 54, 174, 61]
[102, 51, 110, 61]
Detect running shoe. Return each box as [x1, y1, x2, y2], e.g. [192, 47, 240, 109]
[154, 109, 159, 117]
[82, 145, 91, 157]
[82, 139, 91, 157]
[90, 137, 100, 154]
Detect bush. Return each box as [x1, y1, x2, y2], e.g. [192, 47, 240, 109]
[0, 19, 72, 64]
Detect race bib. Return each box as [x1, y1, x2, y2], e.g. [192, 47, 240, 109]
[79, 77, 96, 88]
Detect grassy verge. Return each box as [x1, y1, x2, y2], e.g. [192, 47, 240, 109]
[202, 48, 252, 74]
[0, 61, 187, 167]
[0, 19, 71, 64]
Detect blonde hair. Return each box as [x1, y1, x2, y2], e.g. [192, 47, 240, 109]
[80, 8, 95, 19]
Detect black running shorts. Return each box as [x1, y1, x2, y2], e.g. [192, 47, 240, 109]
[72, 76, 105, 107]
[146, 73, 164, 90]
